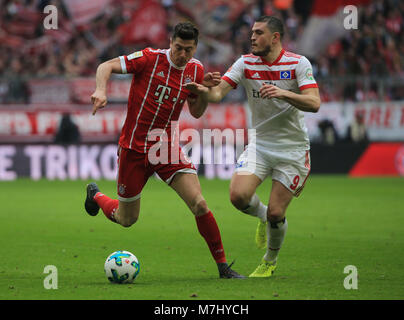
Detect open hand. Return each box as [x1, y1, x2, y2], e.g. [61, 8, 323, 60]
[184, 82, 210, 95]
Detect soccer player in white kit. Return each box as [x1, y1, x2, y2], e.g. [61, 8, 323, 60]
[185, 16, 321, 277]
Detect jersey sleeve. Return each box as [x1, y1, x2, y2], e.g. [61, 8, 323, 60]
[189, 63, 204, 99]
[119, 48, 149, 74]
[295, 56, 318, 91]
[195, 63, 204, 84]
[222, 57, 244, 89]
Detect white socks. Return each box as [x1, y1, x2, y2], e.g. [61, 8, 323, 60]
[241, 194, 288, 264]
[264, 218, 288, 264]
[241, 194, 267, 222]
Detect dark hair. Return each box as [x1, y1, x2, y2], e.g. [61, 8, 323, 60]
[172, 22, 199, 44]
[256, 16, 284, 40]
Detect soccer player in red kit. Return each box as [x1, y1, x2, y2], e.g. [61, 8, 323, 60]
[84, 22, 244, 278]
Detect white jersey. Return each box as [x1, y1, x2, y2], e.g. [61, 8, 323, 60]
[222, 49, 318, 151]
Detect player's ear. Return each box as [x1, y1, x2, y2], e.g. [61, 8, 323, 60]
[273, 32, 281, 43]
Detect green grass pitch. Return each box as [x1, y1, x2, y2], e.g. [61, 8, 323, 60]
[0, 175, 403, 300]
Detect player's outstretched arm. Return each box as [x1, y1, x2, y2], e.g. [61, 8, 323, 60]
[202, 72, 221, 87]
[186, 79, 234, 118]
[91, 57, 123, 115]
[185, 79, 233, 104]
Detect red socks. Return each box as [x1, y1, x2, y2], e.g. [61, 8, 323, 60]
[195, 211, 226, 264]
[93, 194, 226, 264]
[94, 192, 118, 222]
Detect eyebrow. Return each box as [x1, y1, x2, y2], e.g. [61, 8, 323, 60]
[175, 44, 194, 50]
[252, 28, 265, 33]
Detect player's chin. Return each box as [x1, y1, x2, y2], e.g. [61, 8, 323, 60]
[251, 48, 264, 56]
[176, 58, 190, 67]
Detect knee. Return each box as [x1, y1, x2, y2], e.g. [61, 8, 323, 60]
[267, 205, 285, 223]
[230, 190, 250, 210]
[119, 215, 138, 228]
[192, 198, 209, 216]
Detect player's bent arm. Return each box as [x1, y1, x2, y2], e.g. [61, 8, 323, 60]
[95, 57, 123, 91]
[187, 94, 209, 119]
[260, 84, 321, 113]
[91, 58, 123, 115]
[283, 87, 321, 113]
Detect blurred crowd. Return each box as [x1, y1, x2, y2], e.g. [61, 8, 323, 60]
[0, 0, 403, 103]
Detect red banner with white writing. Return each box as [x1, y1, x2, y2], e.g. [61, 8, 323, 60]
[0, 103, 247, 143]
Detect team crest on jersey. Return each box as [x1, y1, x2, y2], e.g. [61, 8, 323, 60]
[118, 184, 126, 195]
[280, 70, 291, 80]
[184, 75, 193, 84]
[127, 51, 143, 60]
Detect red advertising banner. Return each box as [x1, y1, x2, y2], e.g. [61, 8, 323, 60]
[349, 143, 404, 176]
[0, 105, 126, 142]
[0, 103, 247, 143]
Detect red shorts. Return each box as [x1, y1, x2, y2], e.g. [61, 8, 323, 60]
[116, 146, 196, 202]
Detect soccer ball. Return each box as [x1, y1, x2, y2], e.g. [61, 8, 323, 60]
[104, 250, 140, 284]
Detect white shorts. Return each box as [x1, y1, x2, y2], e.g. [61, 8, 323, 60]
[235, 144, 311, 197]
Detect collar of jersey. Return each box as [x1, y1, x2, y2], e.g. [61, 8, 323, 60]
[166, 49, 186, 70]
[260, 48, 285, 66]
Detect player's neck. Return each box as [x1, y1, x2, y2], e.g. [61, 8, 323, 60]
[263, 46, 283, 65]
[167, 49, 187, 70]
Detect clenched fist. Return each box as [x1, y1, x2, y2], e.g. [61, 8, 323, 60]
[90, 90, 108, 115]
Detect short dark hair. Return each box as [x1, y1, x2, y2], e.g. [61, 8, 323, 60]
[256, 16, 284, 40]
[172, 22, 199, 44]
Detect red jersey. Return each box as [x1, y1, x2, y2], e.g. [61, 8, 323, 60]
[118, 48, 204, 153]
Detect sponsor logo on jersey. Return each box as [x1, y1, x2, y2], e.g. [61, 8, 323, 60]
[252, 82, 276, 99]
[280, 70, 291, 79]
[127, 51, 143, 60]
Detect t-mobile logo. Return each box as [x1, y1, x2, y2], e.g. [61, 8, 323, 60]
[154, 85, 172, 104]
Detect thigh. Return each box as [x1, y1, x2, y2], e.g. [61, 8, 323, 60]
[235, 143, 270, 181]
[169, 172, 206, 215]
[117, 147, 152, 202]
[154, 146, 197, 185]
[272, 150, 311, 197]
[229, 171, 263, 199]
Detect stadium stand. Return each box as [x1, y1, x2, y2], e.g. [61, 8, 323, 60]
[0, 0, 403, 103]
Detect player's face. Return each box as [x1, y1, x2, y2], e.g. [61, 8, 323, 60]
[169, 37, 197, 67]
[251, 22, 277, 56]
